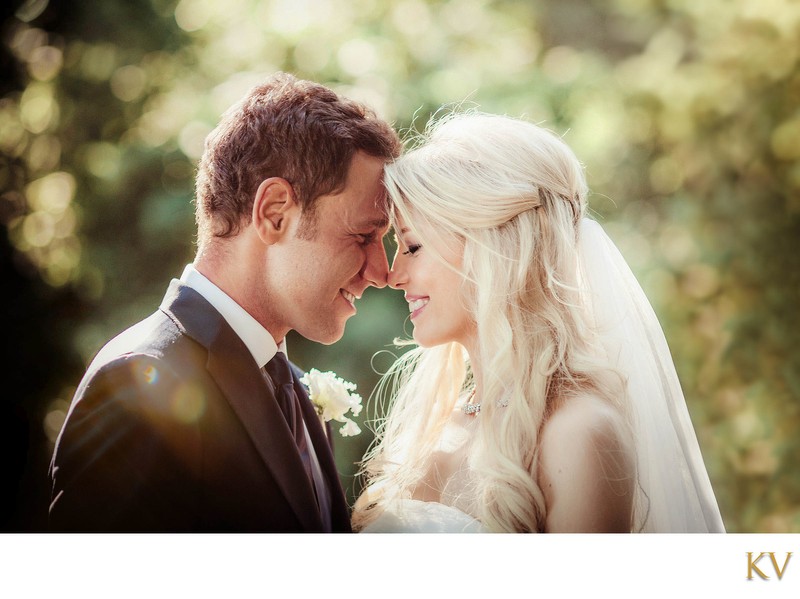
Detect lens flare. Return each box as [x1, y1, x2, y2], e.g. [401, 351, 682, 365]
[142, 364, 159, 385]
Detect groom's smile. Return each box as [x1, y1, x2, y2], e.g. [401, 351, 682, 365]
[340, 289, 359, 309]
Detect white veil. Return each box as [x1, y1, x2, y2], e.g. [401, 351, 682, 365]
[577, 218, 725, 533]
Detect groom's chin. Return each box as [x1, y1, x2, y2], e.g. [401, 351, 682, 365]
[297, 320, 348, 346]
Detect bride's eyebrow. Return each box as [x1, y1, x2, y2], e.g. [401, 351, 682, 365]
[392, 226, 411, 242]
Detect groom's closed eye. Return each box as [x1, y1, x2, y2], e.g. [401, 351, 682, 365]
[354, 218, 390, 247]
[355, 231, 377, 246]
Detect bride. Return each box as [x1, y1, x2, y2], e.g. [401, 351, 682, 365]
[353, 112, 725, 533]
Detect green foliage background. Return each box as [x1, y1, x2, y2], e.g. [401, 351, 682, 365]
[1, 0, 798, 532]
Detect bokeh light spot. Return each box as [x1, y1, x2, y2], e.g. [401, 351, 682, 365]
[79, 43, 117, 82]
[26, 171, 75, 213]
[0, 101, 28, 155]
[293, 38, 330, 73]
[110, 65, 147, 102]
[337, 39, 379, 77]
[174, 0, 213, 33]
[426, 68, 480, 104]
[20, 84, 57, 133]
[649, 156, 685, 195]
[268, 0, 323, 36]
[28, 45, 63, 81]
[178, 121, 212, 160]
[9, 25, 47, 61]
[171, 383, 206, 423]
[659, 224, 697, 267]
[441, 0, 484, 35]
[43, 256, 72, 287]
[43, 398, 69, 444]
[682, 263, 720, 299]
[770, 118, 800, 161]
[21, 211, 55, 248]
[391, 0, 432, 37]
[27, 134, 61, 172]
[15, 0, 50, 23]
[84, 143, 121, 180]
[737, 440, 778, 476]
[542, 46, 582, 84]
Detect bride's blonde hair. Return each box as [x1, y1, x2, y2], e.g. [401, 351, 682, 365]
[353, 112, 626, 532]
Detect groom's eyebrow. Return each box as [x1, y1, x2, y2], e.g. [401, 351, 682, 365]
[365, 217, 390, 231]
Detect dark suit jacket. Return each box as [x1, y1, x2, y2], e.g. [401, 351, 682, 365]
[48, 280, 352, 532]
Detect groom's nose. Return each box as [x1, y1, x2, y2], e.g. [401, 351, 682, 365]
[361, 237, 390, 288]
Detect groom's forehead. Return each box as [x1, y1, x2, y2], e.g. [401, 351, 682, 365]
[332, 191, 390, 231]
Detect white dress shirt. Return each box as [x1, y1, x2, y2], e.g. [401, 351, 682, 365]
[179, 264, 279, 367]
[179, 264, 332, 530]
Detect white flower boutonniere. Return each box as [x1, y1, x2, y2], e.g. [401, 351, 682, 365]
[300, 369, 363, 437]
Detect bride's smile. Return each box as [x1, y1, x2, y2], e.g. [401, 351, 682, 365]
[405, 295, 429, 318]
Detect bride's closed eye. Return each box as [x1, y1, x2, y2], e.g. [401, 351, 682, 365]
[402, 244, 422, 256]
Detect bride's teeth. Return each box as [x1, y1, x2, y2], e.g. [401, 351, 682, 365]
[408, 298, 428, 312]
[342, 290, 355, 304]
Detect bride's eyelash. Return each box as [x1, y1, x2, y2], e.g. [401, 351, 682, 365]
[402, 244, 422, 256]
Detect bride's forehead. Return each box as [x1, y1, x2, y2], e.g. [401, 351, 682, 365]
[390, 207, 422, 232]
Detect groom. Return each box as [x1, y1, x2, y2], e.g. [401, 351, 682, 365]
[48, 73, 401, 532]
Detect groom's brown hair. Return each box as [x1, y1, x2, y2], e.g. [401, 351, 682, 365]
[194, 72, 400, 244]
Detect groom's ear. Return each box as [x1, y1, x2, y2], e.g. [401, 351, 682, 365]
[252, 177, 298, 244]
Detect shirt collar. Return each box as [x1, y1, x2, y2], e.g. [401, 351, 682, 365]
[179, 264, 284, 368]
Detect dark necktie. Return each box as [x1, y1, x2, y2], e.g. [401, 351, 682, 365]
[264, 352, 315, 488]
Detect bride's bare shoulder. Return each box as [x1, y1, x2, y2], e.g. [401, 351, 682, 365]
[538, 394, 635, 532]
[541, 394, 631, 454]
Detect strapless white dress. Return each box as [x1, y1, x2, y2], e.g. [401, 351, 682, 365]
[360, 499, 486, 533]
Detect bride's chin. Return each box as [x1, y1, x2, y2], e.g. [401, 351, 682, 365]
[412, 330, 448, 349]
[411, 329, 429, 348]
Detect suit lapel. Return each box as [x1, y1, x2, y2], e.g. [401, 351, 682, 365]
[161, 281, 323, 531]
